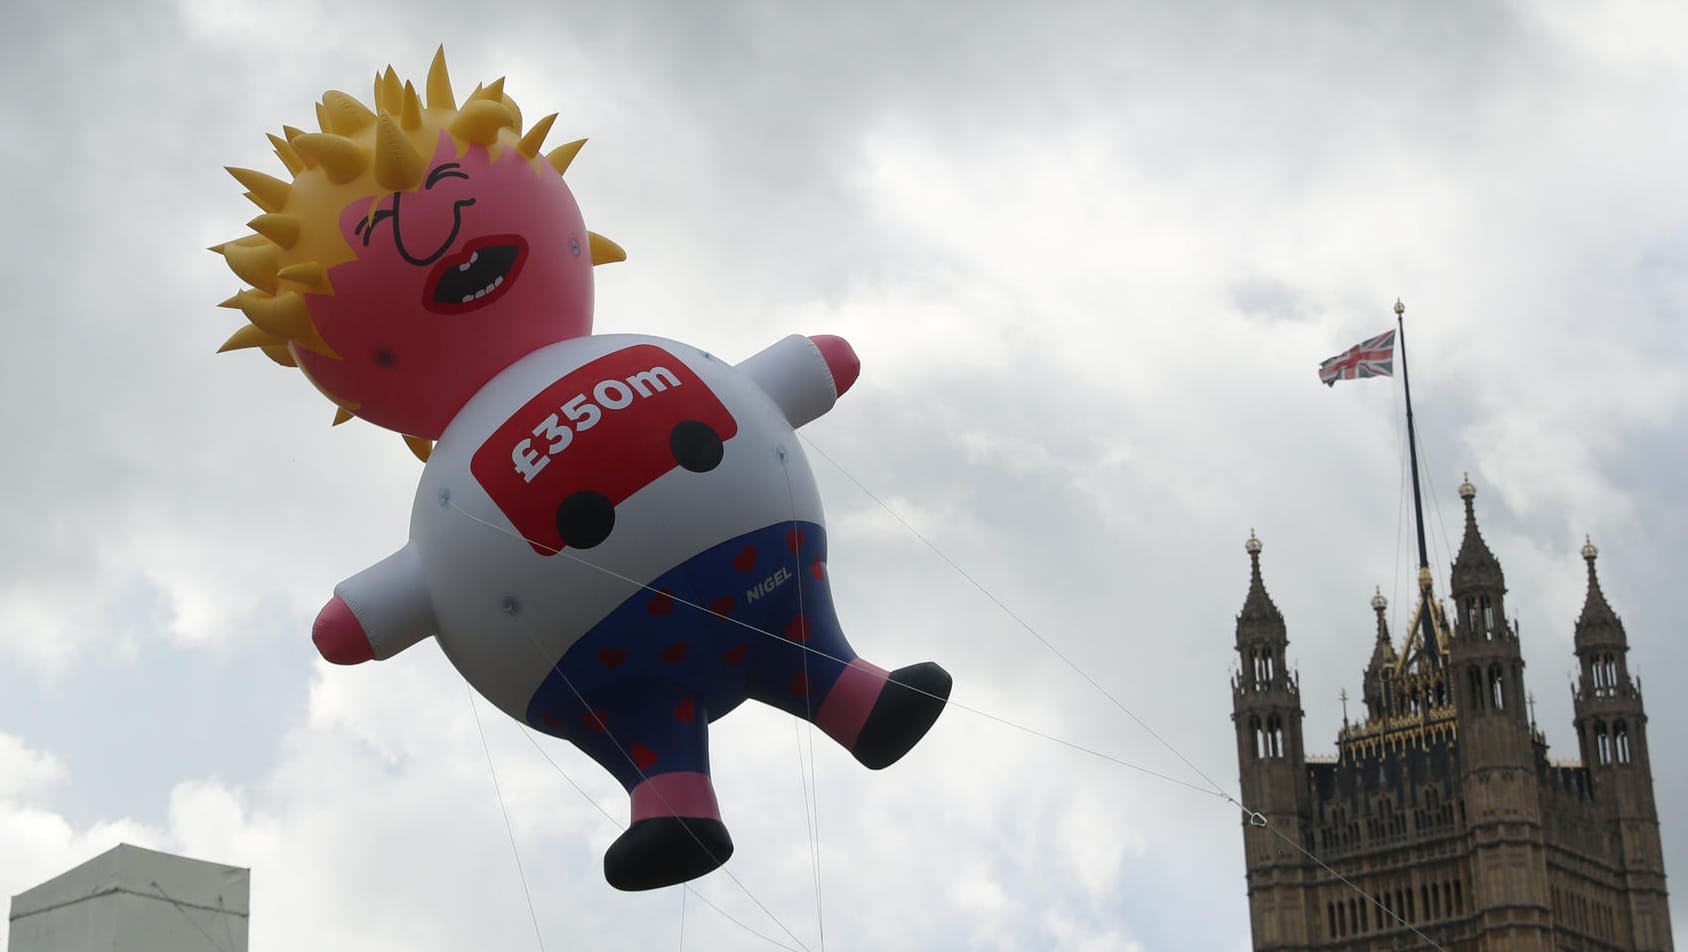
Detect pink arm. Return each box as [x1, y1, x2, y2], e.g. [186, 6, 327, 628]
[808, 334, 860, 396]
[313, 596, 375, 665]
[736, 334, 861, 428]
[311, 544, 437, 664]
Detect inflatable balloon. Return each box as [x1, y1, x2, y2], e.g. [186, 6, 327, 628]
[212, 49, 951, 891]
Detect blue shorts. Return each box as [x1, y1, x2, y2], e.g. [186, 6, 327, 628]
[524, 520, 857, 789]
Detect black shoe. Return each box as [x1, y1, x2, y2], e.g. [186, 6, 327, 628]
[604, 816, 734, 891]
[852, 662, 952, 770]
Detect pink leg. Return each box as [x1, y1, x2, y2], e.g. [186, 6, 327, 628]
[630, 771, 722, 823]
[606, 770, 734, 891]
[815, 658, 891, 750]
[818, 659, 953, 771]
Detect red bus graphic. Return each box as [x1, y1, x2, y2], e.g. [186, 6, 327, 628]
[471, 344, 739, 554]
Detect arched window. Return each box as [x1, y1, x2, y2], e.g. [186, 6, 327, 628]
[1468, 666, 1485, 710]
[1466, 597, 1478, 634]
[1265, 715, 1284, 758]
[1248, 716, 1263, 759]
[1595, 721, 1611, 765]
[1615, 721, 1631, 764]
[1489, 663, 1505, 710]
[1328, 902, 1337, 939]
[1480, 595, 1494, 637]
[1601, 653, 1618, 696]
[1454, 879, 1463, 914]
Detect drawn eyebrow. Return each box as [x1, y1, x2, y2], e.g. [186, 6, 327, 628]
[355, 208, 394, 245]
[426, 163, 470, 189]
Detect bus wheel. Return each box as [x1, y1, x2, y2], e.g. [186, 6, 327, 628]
[670, 421, 724, 473]
[556, 491, 615, 549]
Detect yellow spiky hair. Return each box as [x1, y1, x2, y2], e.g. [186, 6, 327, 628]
[211, 47, 626, 461]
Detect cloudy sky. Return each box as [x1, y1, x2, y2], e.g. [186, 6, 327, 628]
[3, 1, 1686, 949]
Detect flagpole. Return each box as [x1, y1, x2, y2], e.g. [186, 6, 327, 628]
[1394, 298, 1439, 660]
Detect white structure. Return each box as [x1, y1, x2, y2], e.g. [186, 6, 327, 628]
[8, 844, 248, 952]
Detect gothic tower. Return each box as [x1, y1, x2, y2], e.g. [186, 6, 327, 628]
[1232, 532, 1313, 949]
[1572, 539, 1675, 950]
[1230, 473, 1672, 951]
[1445, 477, 1553, 949]
[1360, 588, 1395, 723]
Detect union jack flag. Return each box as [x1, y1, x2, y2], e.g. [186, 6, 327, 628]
[1319, 329, 1395, 387]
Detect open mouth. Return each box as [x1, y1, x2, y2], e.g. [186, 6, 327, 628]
[424, 234, 528, 313]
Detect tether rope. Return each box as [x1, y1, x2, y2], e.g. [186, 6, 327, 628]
[797, 436, 1233, 800]
[781, 451, 827, 950]
[442, 446, 1453, 952]
[467, 685, 547, 952]
[445, 499, 1226, 800]
[796, 438, 1451, 952]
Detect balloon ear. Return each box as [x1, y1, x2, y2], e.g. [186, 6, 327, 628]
[589, 232, 626, 265]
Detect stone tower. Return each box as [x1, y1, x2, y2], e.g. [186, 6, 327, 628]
[1572, 539, 1673, 949]
[1230, 478, 1673, 951]
[1232, 532, 1314, 949]
[1445, 477, 1553, 950]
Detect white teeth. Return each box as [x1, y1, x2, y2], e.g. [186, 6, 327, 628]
[457, 251, 481, 273]
[457, 270, 506, 304]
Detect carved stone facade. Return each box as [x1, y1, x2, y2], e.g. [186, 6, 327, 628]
[1232, 479, 1673, 951]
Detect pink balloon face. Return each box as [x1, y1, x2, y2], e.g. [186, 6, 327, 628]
[296, 133, 597, 438]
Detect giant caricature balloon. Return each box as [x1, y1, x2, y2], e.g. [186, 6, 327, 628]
[212, 49, 951, 891]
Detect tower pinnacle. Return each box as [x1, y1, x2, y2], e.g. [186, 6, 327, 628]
[1238, 530, 1282, 632]
[1575, 535, 1624, 647]
[1451, 475, 1506, 603]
